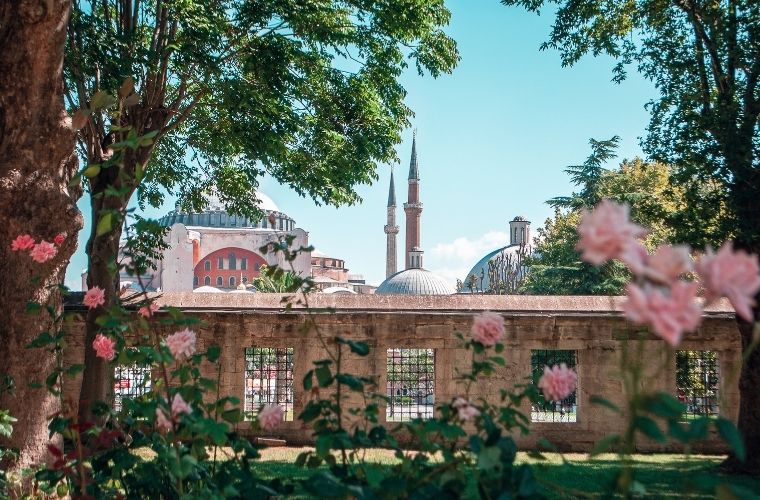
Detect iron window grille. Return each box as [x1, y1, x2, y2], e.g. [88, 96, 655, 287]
[676, 350, 719, 419]
[386, 348, 435, 422]
[114, 364, 152, 412]
[244, 347, 294, 421]
[531, 349, 578, 423]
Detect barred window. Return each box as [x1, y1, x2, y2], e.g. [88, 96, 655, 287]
[677, 350, 719, 419]
[244, 348, 294, 422]
[531, 350, 577, 423]
[114, 364, 152, 412]
[386, 348, 435, 422]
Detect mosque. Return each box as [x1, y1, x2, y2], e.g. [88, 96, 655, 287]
[375, 135, 456, 295]
[375, 134, 532, 295]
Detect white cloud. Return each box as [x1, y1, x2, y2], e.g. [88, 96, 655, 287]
[431, 231, 508, 262]
[428, 231, 509, 285]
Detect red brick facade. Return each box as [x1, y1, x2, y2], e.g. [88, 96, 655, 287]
[193, 247, 267, 289]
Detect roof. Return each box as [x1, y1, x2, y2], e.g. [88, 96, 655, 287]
[387, 170, 396, 207]
[321, 286, 358, 294]
[376, 268, 455, 295]
[408, 134, 419, 180]
[463, 244, 527, 293]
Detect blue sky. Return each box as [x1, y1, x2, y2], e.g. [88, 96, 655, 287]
[65, 0, 657, 290]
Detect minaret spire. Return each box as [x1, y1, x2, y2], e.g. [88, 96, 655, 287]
[384, 167, 399, 278]
[404, 132, 423, 269]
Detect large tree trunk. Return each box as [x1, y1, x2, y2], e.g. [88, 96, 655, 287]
[0, 0, 82, 471]
[724, 149, 760, 474]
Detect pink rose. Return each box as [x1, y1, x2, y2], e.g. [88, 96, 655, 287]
[696, 242, 760, 322]
[537, 364, 578, 402]
[11, 234, 35, 251]
[452, 397, 480, 422]
[258, 404, 284, 431]
[171, 393, 192, 418]
[83, 286, 106, 309]
[92, 334, 116, 361]
[53, 233, 66, 246]
[622, 281, 702, 347]
[138, 301, 160, 318]
[155, 408, 172, 432]
[471, 311, 505, 346]
[29, 240, 57, 263]
[645, 244, 692, 284]
[165, 328, 196, 360]
[576, 200, 647, 267]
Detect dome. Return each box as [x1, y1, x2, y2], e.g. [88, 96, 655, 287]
[376, 268, 455, 295]
[193, 285, 224, 293]
[159, 189, 295, 230]
[462, 244, 528, 293]
[322, 286, 357, 294]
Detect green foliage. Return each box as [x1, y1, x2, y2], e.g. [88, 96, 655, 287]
[524, 139, 712, 295]
[66, 0, 459, 215]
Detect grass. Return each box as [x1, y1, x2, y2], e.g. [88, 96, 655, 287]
[132, 446, 760, 498]
[250, 448, 760, 499]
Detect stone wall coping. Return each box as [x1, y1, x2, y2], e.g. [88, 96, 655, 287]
[67, 292, 736, 317]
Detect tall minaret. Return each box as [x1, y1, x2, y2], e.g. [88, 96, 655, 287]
[404, 132, 423, 269]
[384, 169, 399, 278]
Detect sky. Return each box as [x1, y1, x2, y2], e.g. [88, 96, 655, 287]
[64, 0, 658, 290]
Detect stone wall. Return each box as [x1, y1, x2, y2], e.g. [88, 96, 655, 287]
[63, 294, 741, 453]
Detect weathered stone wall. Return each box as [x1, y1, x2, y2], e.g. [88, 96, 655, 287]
[63, 294, 741, 453]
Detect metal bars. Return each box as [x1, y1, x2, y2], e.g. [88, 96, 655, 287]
[113, 365, 152, 412]
[244, 347, 294, 421]
[676, 350, 719, 419]
[531, 349, 577, 423]
[386, 348, 435, 421]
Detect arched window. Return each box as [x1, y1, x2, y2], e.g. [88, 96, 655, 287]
[521, 228, 526, 244]
[229, 276, 236, 287]
[255, 263, 261, 271]
[216, 276, 223, 286]
[193, 276, 199, 287]
[204, 260, 211, 271]
[241, 257, 247, 270]
[229, 252, 237, 270]
[204, 276, 211, 286]
[242, 277, 248, 284]
[514, 228, 518, 242]
[217, 257, 224, 269]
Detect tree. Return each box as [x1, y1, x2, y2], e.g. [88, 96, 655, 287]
[65, 0, 458, 421]
[526, 139, 691, 295]
[502, 0, 760, 471]
[0, 0, 83, 470]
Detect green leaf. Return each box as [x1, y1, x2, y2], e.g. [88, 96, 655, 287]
[315, 365, 333, 387]
[26, 301, 41, 314]
[90, 91, 116, 109]
[207, 345, 221, 362]
[634, 416, 666, 443]
[303, 370, 313, 391]
[83, 164, 101, 178]
[96, 212, 113, 236]
[476, 446, 501, 470]
[590, 433, 620, 457]
[715, 418, 745, 461]
[337, 338, 370, 356]
[335, 374, 364, 391]
[590, 395, 620, 413]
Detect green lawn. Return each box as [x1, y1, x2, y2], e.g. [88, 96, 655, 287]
[251, 448, 760, 499]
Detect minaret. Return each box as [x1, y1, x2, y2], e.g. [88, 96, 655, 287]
[384, 169, 399, 278]
[404, 133, 423, 269]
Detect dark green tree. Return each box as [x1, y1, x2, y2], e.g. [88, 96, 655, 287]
[65, 0, 458, 421]
[502, 0, 760, 471]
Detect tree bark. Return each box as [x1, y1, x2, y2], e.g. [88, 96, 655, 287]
[724, 162, 760, 474]
[0, 0, 82, 471]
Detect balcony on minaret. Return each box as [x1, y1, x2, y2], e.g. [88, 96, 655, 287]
[403, 202, 423, 211]
[408, 247, 424, 269]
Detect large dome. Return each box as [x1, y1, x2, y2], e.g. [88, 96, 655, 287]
[376, 268, 455, 295]
[463, 244, 528, 293]
[159, 190, 295, 230]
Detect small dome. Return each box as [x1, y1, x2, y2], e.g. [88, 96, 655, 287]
[193, 285, 224, 293]
[322, 286, 357, 294]
[462, 244, 528, 293]
[376, 268, 455, 295]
